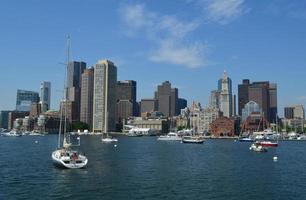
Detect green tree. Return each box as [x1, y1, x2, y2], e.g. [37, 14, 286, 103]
[71, 122, 89, 131]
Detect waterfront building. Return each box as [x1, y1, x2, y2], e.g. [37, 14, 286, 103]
[8, 111, 29, 130]
[0, 111, 10, 129]
[238, 79, 277, 123]
[80, 68, 94, 129]
[127, 117, 169, 134]
[16, 90, 39, 112]
[241, 112, 269, 133]
[210, 117, 235, 137]
[60, 100, 78, 123]
[66, 61, 86, 122]
[93, 60, 117, 133]
[241, 101, 262, 122]
[155, 81, 178, 117]
[284, 105, 305, 119]
[140, 99, 158, 114]
[40, 81, 51, 112]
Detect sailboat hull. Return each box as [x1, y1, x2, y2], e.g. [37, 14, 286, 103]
[52, 150, 88, 169]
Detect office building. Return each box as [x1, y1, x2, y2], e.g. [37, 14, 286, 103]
[40, 81, 51, 112]
[178, 98, 187, 112]
[8, 111, 29, 130]
[93, 60, 117, 132]
[155, 81, 178, 117]
[284, 105, 305, 119]
[80, 68, 94, 129]
[140, 99, 158, 114]
[16, 90, 39, 112]
[238, 80, 277, 123]
[66, 61, 86, 121]
[116, 80, 137, 118]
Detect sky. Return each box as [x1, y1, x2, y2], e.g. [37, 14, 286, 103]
[0, 0, 306, 117]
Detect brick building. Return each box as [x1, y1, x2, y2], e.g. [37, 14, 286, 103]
[210, 117, 235, 137]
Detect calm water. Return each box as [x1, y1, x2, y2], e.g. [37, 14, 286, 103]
[1, 135, 306, 200]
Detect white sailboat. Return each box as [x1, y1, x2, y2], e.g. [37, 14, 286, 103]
[51, 36, 88, 169]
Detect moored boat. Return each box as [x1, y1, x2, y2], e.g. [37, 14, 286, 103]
[256, 140, 278, 147]
[182, 136, 205, 144]
[249, 143, 267, 152]
[157, 132, 181, 141]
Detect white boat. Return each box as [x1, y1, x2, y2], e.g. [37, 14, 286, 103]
[249, 143, 267, 152]
[157, 132, 181, 141]
[2, 130, 22, 137]
[51, 36, 88, 169]
[182, 136, 205, 144]
[102, 135, 118, 143]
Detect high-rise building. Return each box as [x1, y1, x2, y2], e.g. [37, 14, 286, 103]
[80, 68, 94, 129]
[178, 98, 187, 112]
[116, 80, 137, 116]
[16, 90, 39, 112]
[93, 60, 117, 132]
[155, 81, 178, 117]
[241, 101, 262, 122]
[238, 80, 277, 123]
[219, 71, 233, 118]
[284, 107, 294, 119]
[66, 61, 86, 122]
[0, 111, 10, 129]
[40, 81, 51, 112]
[60, 100, 78, 124]
[210, 90, 221, 109]
[140, 99, 158, 114]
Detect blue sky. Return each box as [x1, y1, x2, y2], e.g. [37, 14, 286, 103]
[1, 0, 306, 116]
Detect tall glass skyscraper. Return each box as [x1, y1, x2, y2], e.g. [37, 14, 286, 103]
[40, 81, 51, 112]
[16, 90, 39, 111]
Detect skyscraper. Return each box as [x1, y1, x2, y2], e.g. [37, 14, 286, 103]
[155, 81, 178, 117]
[93, 60, 117, 132]
[238, 80, 277, 122]
[80, 68, 94, 129]
[40, 81, 51, 112]
[66, 61, 86, 122]
[16, 89, 39, 111]
[284, 105, 305, 119]
[140, 99, 158, 113]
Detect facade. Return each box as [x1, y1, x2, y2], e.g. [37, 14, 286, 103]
[199, 107, 222, 133]
[241, 112, 269, 133]
[40, 81, 51, 112]
[284, 105, 305, 119]
[30, 102, 42, 118]
[241, 101, 262, 122]
[238, 79, 277, 123]
[0, 111, 10, 129]
[178, 98, 187, 111]
[8, 111, 29, 130]
[210, 117, 235, 137]
[93, 60, 117, 132]
[140, 99, 158, 114]
[155, 81, 178, 117]
[16, 90, 39, 111]
[209, 71, 233, 118]
[60, 100, 78, 123]
[80, 68, 94, 129]
[66, 61, 86, 122]
[116, 80, 137, 124]
[127, 117, 169, 134]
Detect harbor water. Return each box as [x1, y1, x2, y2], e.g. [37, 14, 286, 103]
[1, 135, 306, 200]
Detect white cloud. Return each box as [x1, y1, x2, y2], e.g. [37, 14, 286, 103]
[150, 40, 208, 68]
[119, 3, 207, 68]
[194, 0, 247, 24]
[119, 1, 247, 68]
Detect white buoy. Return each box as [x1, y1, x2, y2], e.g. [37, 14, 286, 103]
[35, 140, 38, 144]
[114, 144, 117, 148]
[273, 156, 278, 161]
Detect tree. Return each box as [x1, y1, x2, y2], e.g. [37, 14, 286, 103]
[71, 122, 89, 131]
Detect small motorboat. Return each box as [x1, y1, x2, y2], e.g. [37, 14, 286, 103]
[157, 132, 181, 141]
[238, 137, 254, 142]
[249, 143, 267, 152]
[182, 136, 205, 144]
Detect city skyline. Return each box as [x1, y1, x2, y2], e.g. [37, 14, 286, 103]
[1, 0, 306, 116]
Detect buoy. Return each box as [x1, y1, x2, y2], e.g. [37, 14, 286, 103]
[114, 144, 117, 147]
[273, 156, 278, 161]
[35, 140, 38, 144]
